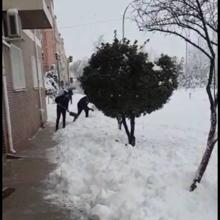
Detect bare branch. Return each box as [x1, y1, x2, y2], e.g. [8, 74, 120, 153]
[195, 0, 215, 57]
[147, 27, 212, 59]
[206, 58, 215, 109]
[150, 19, 217, 46]
[133, 0, 218, 36]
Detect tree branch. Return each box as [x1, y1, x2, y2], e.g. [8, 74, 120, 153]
[121, 116, 131, 139]
[183, 19, 218, 46]
[151, 19, 217, 46]
[206, 58, 215, 109]
[147, 27, 212, 59]
[195, 0, 215, 58]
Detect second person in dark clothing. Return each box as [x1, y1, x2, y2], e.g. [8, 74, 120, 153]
[71, 96, 94, 121]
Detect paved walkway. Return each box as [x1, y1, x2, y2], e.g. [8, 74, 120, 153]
[2, 123, 74, 220]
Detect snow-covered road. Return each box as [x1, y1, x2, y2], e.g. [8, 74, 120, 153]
[44, 89, 217, 220]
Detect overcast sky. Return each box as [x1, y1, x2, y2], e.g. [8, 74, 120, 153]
[54, 0, 186, 61]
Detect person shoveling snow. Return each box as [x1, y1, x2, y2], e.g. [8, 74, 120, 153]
[55, 88, 77, 130]
[70, 96, 94, 122]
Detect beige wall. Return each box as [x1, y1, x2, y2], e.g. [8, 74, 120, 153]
[2, 30, 47, 152]
[3, 0, 46, 10]
[3, 0, 53, 29]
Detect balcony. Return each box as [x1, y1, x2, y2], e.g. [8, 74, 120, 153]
[3, 0, 53, 29]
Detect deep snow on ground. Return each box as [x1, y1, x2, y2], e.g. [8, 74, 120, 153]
[45, 89, 217, 220]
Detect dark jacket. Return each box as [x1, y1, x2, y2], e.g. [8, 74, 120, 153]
[77, 96, 89, 109]
[55, 90, 70, 110]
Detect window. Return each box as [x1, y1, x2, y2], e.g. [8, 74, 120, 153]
[31, 55, 43, 88]
[9, 15, 17, 35]
[10, 44, 26, 90]
[2, 13, 8, 37]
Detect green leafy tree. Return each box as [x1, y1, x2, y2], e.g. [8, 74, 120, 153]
[80, 38, 178, 146]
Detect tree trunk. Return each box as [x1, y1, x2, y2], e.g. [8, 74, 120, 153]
[118, 122, 122, 130]
[129, 115, 136, 146]
[121, 115, 136, 146]
[116, 116, 122, 130]
[190, 110, 217, 191]
[122, 116, 130, 141]
[190, 58, 217, 191]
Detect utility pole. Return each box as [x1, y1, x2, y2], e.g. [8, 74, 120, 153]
[122, 0, 138, 40]
[185, 35, 188, 75]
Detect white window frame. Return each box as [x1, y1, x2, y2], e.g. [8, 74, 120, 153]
[10, 43, 26, 91]
[31, 55, 44, 88]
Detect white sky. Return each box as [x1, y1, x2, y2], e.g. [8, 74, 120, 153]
[54, 0, 186, 61]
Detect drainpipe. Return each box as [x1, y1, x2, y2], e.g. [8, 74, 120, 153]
[34, 30, 44, 127]
[2, 44, 16, 153]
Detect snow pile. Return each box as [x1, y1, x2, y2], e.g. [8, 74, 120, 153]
[45, 89, 217, 220]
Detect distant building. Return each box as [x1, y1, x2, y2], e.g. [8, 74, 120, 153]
[42, 2, 68, 88]
[56, 35, 68, 87]
[2, 0, 53, 153]
[41, 1, 56, 73]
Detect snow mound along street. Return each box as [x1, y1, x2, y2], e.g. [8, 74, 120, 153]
[45, 89, 217, 220]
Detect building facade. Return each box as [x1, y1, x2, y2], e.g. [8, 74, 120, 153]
[56, 34, 68, 87]
[2, 0, 53, 153]
[42, 29, 57, 72]
[41, 1, 56, 73]
[42, 3, 68, 88]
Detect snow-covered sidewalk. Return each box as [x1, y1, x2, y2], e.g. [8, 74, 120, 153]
[45, 89, 217, 220]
